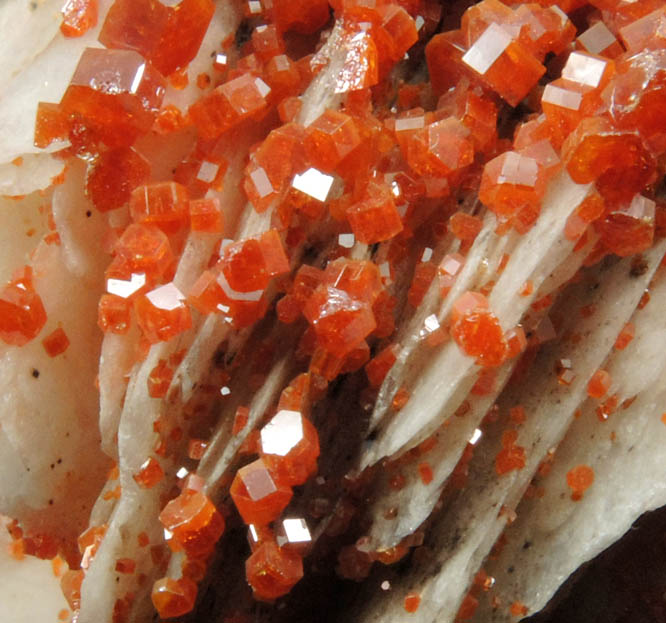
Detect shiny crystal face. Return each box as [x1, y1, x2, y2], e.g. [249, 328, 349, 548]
[13, 0, 666, 620]
[260, 410, 304, 457]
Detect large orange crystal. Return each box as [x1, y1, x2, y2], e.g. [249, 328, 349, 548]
[86, 147, 151, 213]
[115, 224, 174, 281]
[302, 285, 377, 357]
[189, 73, 271, 140]
[461, 23, 545, 107]
[151, 577, 198, 619]
[159, 489, 225, 559]
[129, 182, 190, 233]
[450, 292, 507, 367]
[479, 151, 545, 218]
[260, 410, 320, 486]
[99, 0, 214, 76]
[562, 116, 655, 203]
[346, 182, 404, 244]
[246, 539, 304, 601]
[603, 50, 666, 156]
[230, 459, 293, 526]
[0, 267, 47, 346]
[134, 283, 192, 343]
[60, 48, 166, 151]
[304, 109, 361, 173]
[218, 230, 289, 293]
[61, 0, 98, 38]
[597, 194, 655, 257]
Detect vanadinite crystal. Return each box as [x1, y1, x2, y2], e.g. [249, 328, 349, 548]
[450, 292, 507, 367]
[562, 116, 655, 203]
[0, 267, 47, 346]
[189, 73, 271, 140]
[151, 577, 198, 619]
[134, 283, 192, 343]
[99, 0, 214, 76]
[260, 409, 320, 486]
[230, 458, 293, 526]
[60, 47, 166, 151]
[159, 489, 225, 559]
[115, 224, 174, 281]
[86, 147, 151, 213]
[461, 23, 545, 107]
[245, 539, 304, 601]
[61, 0, 98, 38]
[130, 182, 190, 233]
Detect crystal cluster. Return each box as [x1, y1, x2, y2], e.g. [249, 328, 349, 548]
[17, 0, 666, 619]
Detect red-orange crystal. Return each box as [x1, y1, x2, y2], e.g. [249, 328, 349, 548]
[450, 292, 506, 367]
[151, 577, 197, 619]
[129, 182, 190, 234]
[159, 488, 225, 559]
[42, 328, 70, 357]
[245, 539, 304, 601]
[566, 464, 594, 501]
[230, 458, 293, 526]
[87, 147, 151, 213]
[61, 0, 98, 38]
[0, 267, 47, 346]
[260, 409, 320, 486]
[134, 283, 192, 344]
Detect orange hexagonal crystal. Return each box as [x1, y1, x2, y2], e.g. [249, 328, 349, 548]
[245, 539, 304, 601]
[34, 102, 69, 149]
[159, 489, 225, 559]
[147, 359, 173, 398]
[129, 182, 190, 234]
[231, 459, 293, 526]
[562, 116, 655, 203]
[479, 150, 545, 218]
[188, 269, 269, 328]
[450, 292, 506, 367]
[42, 328, 70, 357]
[303, 285, 377, 357]
[115, 224, 174, 281]
[134, 283, 192, 344]
[0, 267, 47, 346]
[189, 197, 224, 233]
[61, 0, 98, 38]
[98, 294, 131, 334]
[219, 230, 289, 293]
[304, 109, 361, 172]
[598, 195, 655, 257]
[576, 21, 623, 58]
[603, 49, 666, 155]
[587, 369, 611, 399]
[426, 30, 473, 96]
[151, 577, 198, 619]
[406, 117, 474, 178]
[60, 48, 166, 151]
[260, 410, 320, 486]
[99, 0, 214, 76]
[461, 23, 545, 107]
[86, 147, 151, 213]
[189, 73, 271, 140]
[133, 457, 164, 489]
[347, 182, 403, 244]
